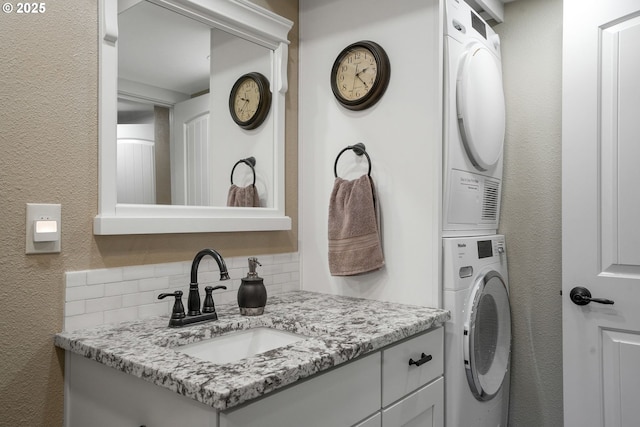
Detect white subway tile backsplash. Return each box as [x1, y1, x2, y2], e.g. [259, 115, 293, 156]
[138, 302, 170, 319]
[65, 271, 87, 288]
[65, 300, 85, 317]
[226, 278, 241, 291]
[85, 295, 122, 313]
[270, 254, 287, 264]
[154, 262, 185, 278]
[215, 291, 237, 306]
[283, 262, 299, 273]
[122, 290, 158, 308]
[66, 284, 105, 302]
[267, 284, 283, 294]
[168, 274, 188, 288]
[138, 276, 170, 292]
[63, 252, 299, 330]
[273, 273, 291, 284]
[227, 267, 244, 280]
[103, 307, 139, 325]
[104, 280, 139, 297]
[194, 271, 218, 285]
[122, 264, 156, 281]
[230, 256, 249, 269]
[86, 268, 123, 285]
[65, 312, 104, 332]
[282, 282, 299, 293]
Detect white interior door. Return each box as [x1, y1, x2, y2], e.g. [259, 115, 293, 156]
[563, 0, 640, 425]
[116, 123, 156, 204]
[172, 94, 211, 206]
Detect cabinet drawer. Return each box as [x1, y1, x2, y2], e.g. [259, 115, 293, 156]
[382, 377, 444, 427]
[381, 327, 443, 406]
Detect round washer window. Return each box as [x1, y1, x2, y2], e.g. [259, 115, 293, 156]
[463, 270, 511, 401]
[456, 44, 506, 171]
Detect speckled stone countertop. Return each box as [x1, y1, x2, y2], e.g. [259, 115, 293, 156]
[54, 290, 449, 411]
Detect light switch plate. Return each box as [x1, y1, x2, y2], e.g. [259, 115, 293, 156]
[26, 203, 61, 254]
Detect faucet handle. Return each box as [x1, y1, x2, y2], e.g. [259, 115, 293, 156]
[203, 285, 227, 313]
[158, 290, 186, 320]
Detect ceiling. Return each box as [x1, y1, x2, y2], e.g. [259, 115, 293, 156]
[118, 0, 211, 96]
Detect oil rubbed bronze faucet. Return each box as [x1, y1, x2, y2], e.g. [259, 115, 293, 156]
[158, 248, 230, 327]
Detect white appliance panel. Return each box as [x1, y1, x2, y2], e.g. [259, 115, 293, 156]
[443, 0, 505, 236]
[443, 235, 510, 427]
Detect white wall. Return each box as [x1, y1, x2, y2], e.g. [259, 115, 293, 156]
[210, 29, 274, 207]
[299, 0, 442, 308]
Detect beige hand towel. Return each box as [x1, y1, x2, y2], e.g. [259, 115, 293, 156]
[227, 184, 260, 207]
[328, 174, 384, 276]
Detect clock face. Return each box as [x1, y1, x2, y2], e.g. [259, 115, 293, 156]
[229, 72, 271, 130]
[334, 46, 379, 102]
[233, 77, 261, 122]
[330, 41, 390, 111]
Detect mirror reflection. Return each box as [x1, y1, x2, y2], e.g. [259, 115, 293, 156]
[116, 0, 274, 208]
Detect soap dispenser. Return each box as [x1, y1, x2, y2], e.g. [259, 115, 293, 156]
[237, 257, 267, 316]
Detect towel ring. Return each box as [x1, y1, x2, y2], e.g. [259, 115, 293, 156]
[334, 143, 371, 178]
[230, 157, 257, 186]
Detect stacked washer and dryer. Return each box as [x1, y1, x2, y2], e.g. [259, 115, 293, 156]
[442, 0, 512, 426]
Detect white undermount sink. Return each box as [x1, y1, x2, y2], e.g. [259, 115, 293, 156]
[175, 327, 308, 364]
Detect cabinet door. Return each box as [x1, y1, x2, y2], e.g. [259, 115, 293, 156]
[220, 353, 381, 427]
[382, 377, 443, 427]
[65, 353, 216, 427]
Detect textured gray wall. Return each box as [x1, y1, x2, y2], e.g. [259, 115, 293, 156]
[495, 0, 564, 425]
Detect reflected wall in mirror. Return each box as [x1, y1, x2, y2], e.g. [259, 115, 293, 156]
[116, 0, 273, 208]
[97, 0, 293, 234]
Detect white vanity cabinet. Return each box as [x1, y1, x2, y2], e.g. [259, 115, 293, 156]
[64, 327, 443, 427]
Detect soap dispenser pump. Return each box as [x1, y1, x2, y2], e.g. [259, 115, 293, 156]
[237, 257, 267, 316]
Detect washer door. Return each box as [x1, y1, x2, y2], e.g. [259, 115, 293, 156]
[456, 43, 506, 171]
[463, 270, 511, 401]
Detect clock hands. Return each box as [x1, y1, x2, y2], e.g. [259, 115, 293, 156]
[351, 64, 360, 94]
[237, 93, 252, 120]
[355, 70, 369, 89]
[354, 66, 375, 91]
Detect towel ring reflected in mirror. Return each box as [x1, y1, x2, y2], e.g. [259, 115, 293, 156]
[230, 157, 257, 186]
[334, 143, 372, 178]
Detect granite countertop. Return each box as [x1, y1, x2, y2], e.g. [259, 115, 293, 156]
[55, 290, 449, 411]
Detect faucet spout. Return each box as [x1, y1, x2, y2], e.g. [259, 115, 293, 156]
[188, 249, 230, 316]
[191, 248, 230, 283]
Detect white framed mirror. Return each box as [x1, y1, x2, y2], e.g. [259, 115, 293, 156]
[96, 0, 293, 235]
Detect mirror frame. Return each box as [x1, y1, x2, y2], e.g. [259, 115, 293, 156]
[96, 0, 293, 235]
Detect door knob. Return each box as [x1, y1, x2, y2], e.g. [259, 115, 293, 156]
[570, 286, 614, 306]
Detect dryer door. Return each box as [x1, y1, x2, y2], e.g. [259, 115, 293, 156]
[457, 43, 506, 171]
[463, 270, 511, 401]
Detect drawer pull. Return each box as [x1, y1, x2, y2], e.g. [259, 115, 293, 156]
[408, 353, 432, 367]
